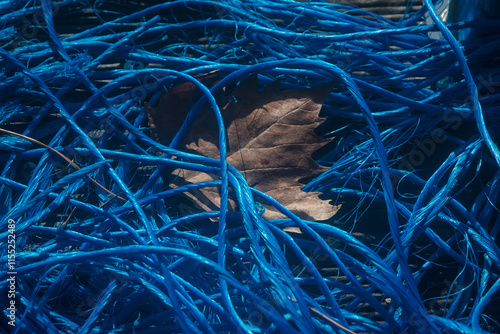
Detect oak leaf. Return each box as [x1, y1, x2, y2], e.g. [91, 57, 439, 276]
[146, 75, 337, 221]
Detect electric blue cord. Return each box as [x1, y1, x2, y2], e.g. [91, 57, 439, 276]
[0, 0, 499, 333]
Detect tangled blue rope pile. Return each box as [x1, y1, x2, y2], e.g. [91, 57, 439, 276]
[1, 0, 499, 333]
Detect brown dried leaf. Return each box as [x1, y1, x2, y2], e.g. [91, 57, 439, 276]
[145, 70, 221, 145]
[147, 75, 338, 221]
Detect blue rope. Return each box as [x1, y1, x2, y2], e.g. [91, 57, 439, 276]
[1, 0, 499, 333]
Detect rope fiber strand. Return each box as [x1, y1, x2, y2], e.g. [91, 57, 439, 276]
[0, 0, 499, 333]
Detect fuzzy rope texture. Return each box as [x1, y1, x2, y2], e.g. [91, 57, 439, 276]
[1, 0, 499, 333]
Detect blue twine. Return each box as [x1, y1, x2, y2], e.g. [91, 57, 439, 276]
[1, 0, 499, 333]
